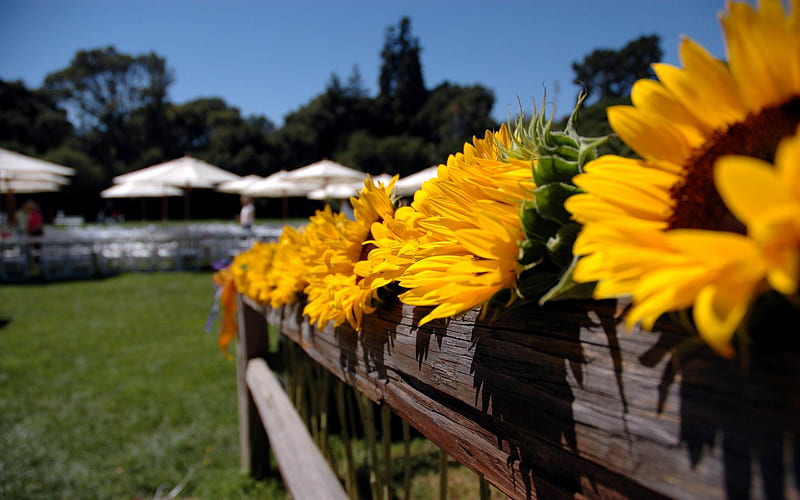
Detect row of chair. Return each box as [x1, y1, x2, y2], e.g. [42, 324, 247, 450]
[0, 235, 255, 281]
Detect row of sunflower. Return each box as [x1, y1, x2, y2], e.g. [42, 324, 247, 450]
[215, 0, 799, 360]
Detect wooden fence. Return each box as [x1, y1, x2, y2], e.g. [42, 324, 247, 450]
[236, 293, 800, 499]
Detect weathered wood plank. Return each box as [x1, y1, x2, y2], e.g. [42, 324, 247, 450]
[246, 358, 348, 500]
[243, 294, 800, 499]
[235, 295, 271, 478]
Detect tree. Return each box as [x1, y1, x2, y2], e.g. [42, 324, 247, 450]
[338, 130, 434, 177]
[571, 35, 662, 104]
[415, 82, 497, 158]
[44, 46, 174, 175]
[344, 65, 369, 99]
[44, 46, 173, 132]
[0, 79, 74, 155]
[378, 17, 427, 131]
[167, 98, 232, 154]
[270, 72, 375, 170]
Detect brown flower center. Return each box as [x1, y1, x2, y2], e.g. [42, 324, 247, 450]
[667, 96, 800, 233]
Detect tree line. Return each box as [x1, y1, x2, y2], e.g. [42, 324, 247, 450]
[0, 17, 660, 220]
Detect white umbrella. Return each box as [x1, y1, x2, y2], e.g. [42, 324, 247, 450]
[0, 178, 67, 193]
[245, 170, 314, 197]
[114, 155, 238, 187]
[100, 182, 183, 198]
[306, 181, 363, 201]
[113, 156, 239, 219]
[372, 173, 395, 186]
[101, 182, 183, 221]
[0, 148, 75, 226]
[245, 170, 315, 218]
[284, 159, 366, 187]
[0, 147, 76, 178]
[394, 165, 439, 196]
[0, 170, 69, 183]
[216, 174, 265, 194]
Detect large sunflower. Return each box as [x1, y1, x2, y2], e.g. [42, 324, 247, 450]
[716, 126, 800, 298]
[565, 0, 800, 357]
[264, 225, 308, 308]
[362, 125, 534, 325]
[302, 176, 397, 331]
[230, 240, 277, 304]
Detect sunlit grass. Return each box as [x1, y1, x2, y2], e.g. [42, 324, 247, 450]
[0, 272, 285, 499]
[0, 271, 504, 499]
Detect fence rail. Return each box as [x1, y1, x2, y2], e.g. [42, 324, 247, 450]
[237, 294, 800, 499]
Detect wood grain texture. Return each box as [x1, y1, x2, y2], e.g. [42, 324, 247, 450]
[246, 358, 348, 500]
[236, 295, 271, 478]
[243, 294, 800, 499]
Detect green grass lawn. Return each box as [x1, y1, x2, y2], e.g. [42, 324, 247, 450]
[0, 272, 285, 499]
[0, 271, 504, 500]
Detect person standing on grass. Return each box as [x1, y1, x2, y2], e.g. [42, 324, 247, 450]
[238, 195, 255, 231]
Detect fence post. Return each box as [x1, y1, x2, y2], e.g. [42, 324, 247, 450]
[236, 294, 271, 478]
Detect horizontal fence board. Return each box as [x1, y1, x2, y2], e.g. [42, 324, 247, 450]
[243, 294, 800, 499]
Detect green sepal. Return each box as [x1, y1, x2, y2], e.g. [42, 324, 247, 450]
[520, 200, 560, 242]
[516, 267, 561, 300]
[533, 155, 581, 186]
[518, 238, 546, 266]
[538, 255, 596, 305]
[534, 183, 582, 225]
[553, 144, 579, 160]
[549, 131, 580, 148]
[545, 223, 581, 269]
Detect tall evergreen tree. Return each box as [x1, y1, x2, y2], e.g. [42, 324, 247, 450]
[378, 17, 427, 132]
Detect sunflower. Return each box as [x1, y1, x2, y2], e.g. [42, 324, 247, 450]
[302, 176, 397, 331]
[716, 126, 800, 297]
[565, 0, 800, 357]
[362, 125, 534, 326]
[264, 225, 308, 308]
[230, 240, 277, 303]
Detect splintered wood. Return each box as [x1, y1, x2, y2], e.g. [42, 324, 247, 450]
[241, 295, 800, 500]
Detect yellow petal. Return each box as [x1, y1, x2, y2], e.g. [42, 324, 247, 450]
[775, 128, 800, 200]
[692, 285, 747, 359]
[607, 105, 693, 163]
[715, 156, 795, 226]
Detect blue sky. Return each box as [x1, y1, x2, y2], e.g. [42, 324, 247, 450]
[0, 0, 727, 126]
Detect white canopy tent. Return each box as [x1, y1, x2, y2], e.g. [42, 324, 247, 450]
[101, 182, 183, 198]
[0, 147, 76, 179]
[305, 174, 393, 201]
[1, 178, 67, 193]
[283, 159, 366, 187]
[216, 174, 265, 194]
[245, 170, 318, 218]
[306, 182, 363, 201]
[394, 165, 439, 196]
[113, 156, 238, 219]
[101, 181, 183, 221]
[0, 148, 75, 227]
